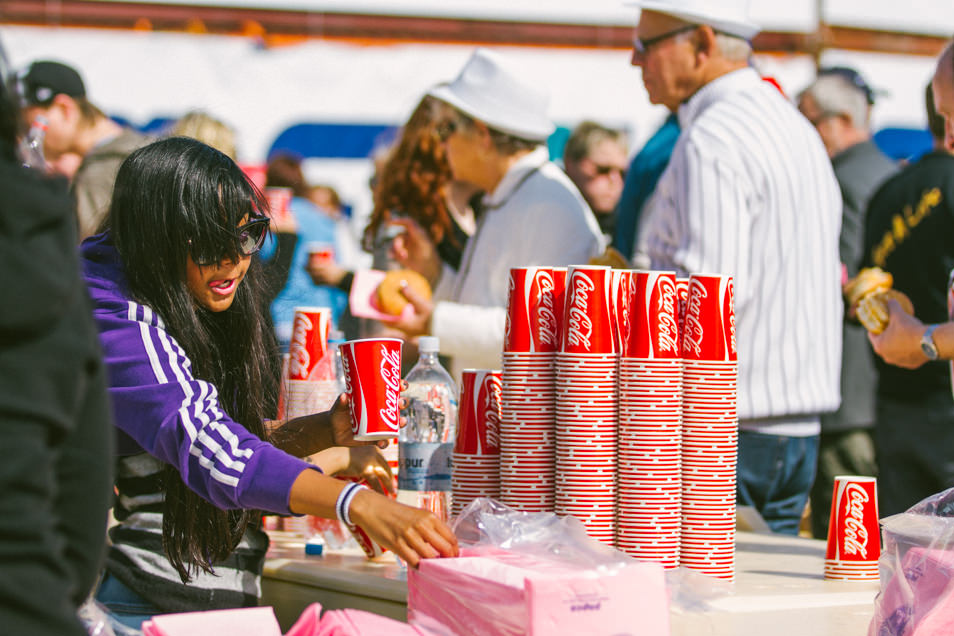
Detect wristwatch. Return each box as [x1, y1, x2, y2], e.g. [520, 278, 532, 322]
[921, 324, 940, 361]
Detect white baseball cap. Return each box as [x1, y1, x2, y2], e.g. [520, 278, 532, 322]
[428, 48, 555, 142]
[627, 0, 760, 41]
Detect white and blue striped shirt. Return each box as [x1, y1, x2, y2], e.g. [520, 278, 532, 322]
[636, 68, 843, 432]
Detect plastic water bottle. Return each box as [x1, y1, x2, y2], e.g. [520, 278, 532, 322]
[20, 116, 48, 170]
[397, 336, 458, 521]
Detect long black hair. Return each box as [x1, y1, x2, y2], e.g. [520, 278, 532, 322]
[109, 136, 278, 581]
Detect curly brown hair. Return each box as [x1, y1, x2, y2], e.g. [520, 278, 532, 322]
[362, 95, 457, 251]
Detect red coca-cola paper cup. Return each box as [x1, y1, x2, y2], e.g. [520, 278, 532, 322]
[824, 475, 880, 580]
[562, 266, 616, 354]
[627, 270, 680, 360]
[505, 267, 562, 353]
[287, 307, 331, 381]
[264, 186, 293, 224]
[307, 242, 336, 266]
[456, 369, 502, 455]
[682, 274, 737, 362]
[339, 338, 403, 441]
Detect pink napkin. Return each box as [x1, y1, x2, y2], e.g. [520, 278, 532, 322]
[141, 606, 282, 636]
[284, 602, 423, 636]
[348, 269, 415, 323]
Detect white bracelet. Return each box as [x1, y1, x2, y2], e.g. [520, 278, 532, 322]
[335, 482, 368, 527]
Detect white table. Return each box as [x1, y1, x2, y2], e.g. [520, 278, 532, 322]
[261, 530, 880, 634]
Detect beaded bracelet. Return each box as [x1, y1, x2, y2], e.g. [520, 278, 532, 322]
[335, 481, 368, 527]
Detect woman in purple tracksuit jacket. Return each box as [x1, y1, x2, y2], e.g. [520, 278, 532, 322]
[81, 137, 457, 628]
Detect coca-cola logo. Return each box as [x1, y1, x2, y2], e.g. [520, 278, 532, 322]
[535, 270, 558, 347]
[566, 272, 595, 351]
[378, 346, 402, 429]
[288, 313, 313, 379]
[481, 374, 502, 449]
[505, 275, 515, 345]
[726, 281, 737, 355]
[340, 349, 353, 395]
[656, 277, 679, 354]
[682, 279, 707, 357]
[842, 484, 870, 558]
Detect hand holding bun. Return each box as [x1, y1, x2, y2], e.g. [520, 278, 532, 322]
[856, 289, 915, 335]
[844, 267, 914, 334]
[376, 269, 432, 316]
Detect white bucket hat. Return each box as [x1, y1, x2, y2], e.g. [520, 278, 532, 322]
[428, 48, 555, 142]
[627, 0, 760, 41]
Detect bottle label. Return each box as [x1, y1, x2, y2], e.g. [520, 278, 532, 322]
[398, 442, 453, 491]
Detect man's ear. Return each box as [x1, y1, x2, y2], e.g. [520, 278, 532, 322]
[693, 25, 718, 63]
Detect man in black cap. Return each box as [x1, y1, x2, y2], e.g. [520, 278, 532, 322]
[17, 59, 150, 241]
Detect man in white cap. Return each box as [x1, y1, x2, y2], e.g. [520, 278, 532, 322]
[390, 47, 604, 379]
[630, 0, 844, 534]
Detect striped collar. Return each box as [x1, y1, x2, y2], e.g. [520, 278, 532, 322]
[678, 67, 760, 130]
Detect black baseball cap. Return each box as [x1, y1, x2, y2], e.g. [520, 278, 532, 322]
[17, 60, 86, 106]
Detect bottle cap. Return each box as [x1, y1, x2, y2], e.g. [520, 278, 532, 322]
[418, 336, 440, 353]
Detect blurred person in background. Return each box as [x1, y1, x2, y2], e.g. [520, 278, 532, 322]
[0, 45, 115, 636]
[169, 110, 238, 161]
[630, 0, 843, 534]
[388, 48, 603, 379]
[562, 120, 629, 242]
[613, 109, 680, 262]
[16, 59, 150, 241]
[306, 94, 481, 343]
[862, 78, 954, 516]
[259, 152, 347, 348]
[82, 137, 457, 629]
[798, 67, 897, 538]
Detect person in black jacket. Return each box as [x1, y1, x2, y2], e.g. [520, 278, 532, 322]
[0, 45, 115, 635]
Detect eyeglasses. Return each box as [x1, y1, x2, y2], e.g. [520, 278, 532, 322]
[190, 217, 270, 266]
[632, 24, 699, 56]
[435, 119, 458, 142]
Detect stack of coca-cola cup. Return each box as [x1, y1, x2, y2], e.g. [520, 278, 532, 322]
[554, 265, 618, 545]
[499, 266, 565, 512]
[451, 369, 503, 517]
[679, 274, 738, 580]
[616, 270, 683, 568]
[284, 306, 337, 418]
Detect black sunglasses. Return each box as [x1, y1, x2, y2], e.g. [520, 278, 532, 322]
[632, 24, 699, 56]
[190, 217, 270, 266]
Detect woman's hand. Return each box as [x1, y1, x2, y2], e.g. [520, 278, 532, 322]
[307, 261, 349, 287]
[390, 281, 434, 338]
[329, 386, 408, 450]
[388, 218, 442, 286]
[309, 446, 395, 496]
[348, 490, 459, 568]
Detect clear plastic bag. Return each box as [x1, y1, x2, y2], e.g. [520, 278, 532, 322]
[868, 487, 954, 635]
[408, 498, 674, 636]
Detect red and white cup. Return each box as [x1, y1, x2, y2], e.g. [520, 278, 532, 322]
[505, 267, 562, 353]
[456, 369, 502, 455]
[824, 475, 880, 580]
[626, 270, 680, 360]
[287, 307, 331, 381]
[682, 274, 736, 362]
[562, 265, 616, 355]
[339, 338, 403, 442]
[307, 242, 336, 267]
[264, 186, 294, 225]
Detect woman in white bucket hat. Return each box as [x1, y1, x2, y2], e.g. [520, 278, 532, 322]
[387, 48, 604, 379]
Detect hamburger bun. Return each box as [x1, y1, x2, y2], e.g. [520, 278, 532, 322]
[376, 269, 432, 316]
[844, 267, 893, 310]
[588, 246, 630, 269]
[856, 289, 915, 335]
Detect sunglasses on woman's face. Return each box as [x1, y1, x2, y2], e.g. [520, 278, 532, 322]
[190, 217, 270, 266]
